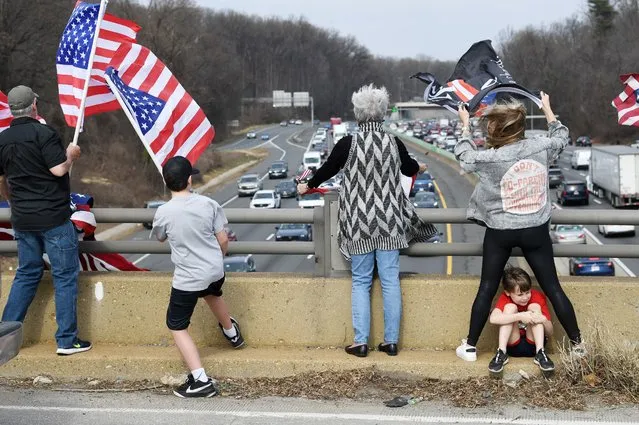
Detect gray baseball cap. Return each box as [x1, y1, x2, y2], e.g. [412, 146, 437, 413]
[7, 85, 39, 111]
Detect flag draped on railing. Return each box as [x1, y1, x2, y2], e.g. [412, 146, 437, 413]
[411, 40, 541, 113]
[612, 74, 639, 127]
[56, 0, 140, 127]
[0, 91, 11, 133]
[104, 42, 215, 170]
[0, 194, 147, 272]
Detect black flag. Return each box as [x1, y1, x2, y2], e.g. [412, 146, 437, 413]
[410, 40, 541, 113]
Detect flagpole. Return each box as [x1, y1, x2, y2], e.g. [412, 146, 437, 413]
[71, 0, 109, 146]
[104, 72, 163, 174]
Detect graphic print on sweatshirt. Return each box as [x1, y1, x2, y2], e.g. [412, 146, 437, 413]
[500, 159, 547, 214]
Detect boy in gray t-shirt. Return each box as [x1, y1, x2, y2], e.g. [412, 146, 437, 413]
[152, 156, 245, 398]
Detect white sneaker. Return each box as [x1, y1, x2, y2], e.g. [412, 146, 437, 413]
[456, 339, 477, 362]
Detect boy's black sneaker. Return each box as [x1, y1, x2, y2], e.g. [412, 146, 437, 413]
[488, 349, 509, 373]
[56, 339, 92, 356]
[173, 374, 217, 398]
[218, 317, 245, 349]
[534, 348, 555, 372]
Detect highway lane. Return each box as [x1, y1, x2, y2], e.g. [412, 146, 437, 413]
[549, 145, 639, 276]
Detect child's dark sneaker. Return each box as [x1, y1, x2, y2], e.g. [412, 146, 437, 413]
[218, 317, 245, 349]
[173, 374, 217, 398]
[488, 348, 509, 373]
[534, 348, 555, 372]
[56, 339, 92, 356]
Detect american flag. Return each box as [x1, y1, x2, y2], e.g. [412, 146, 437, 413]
[56, 1, 140, 128]
[0, 91, 11, 132]
[612, 74, 639, 127]
[104, 43, 214, 170]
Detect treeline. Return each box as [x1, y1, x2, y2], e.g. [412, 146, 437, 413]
[0, 0, 636, 205]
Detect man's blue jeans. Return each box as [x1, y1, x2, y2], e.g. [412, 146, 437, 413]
[1, 220, 80, 348]
[350, 249, 401, 345]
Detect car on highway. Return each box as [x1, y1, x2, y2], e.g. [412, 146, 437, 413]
[412, 192, 439, 208]
[423, 135, 436, 144]
[443, 136, 457, 152]
[569, 257, 614, 276]
[268, 161, 288, 179]
[246, 132, 257, 139]
[575, 136, 592, 147]
[570, 149, 591, 169]
[598, 224, 636, 237]
[0, 321, 22, 366]
[548, 167, 564, 188]
[275, 180, 297, 198]
[223, 255, 256, 272]
[237, 174, 263, 197]
[295, 119, 303, 125]
[280, 121, 288, 127]
[261, 134, 270, 141]
[275, 223, 313, 241]
[143, 200, 166, 229]
[472, 131, 485, 148]
[556, 181, 588, 205]
[549, 224, 586, 244]
[250, 190, 281, 209]
[298, 192, 324, 208]
[410, 172, 435, 196]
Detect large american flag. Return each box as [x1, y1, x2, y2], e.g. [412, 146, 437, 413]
[0, 91, 11, 132]
[104, 43, 214, 170]
[56, 1, 140, 128]
[612, 74, 639, 127]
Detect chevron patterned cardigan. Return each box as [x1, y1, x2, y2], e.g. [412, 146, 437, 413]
[337, 122, 438, 260]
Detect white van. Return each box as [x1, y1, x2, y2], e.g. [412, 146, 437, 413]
[303, 151, 322, 171]
[571, 149, 591, 169]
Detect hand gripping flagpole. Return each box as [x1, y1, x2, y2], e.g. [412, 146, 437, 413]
[71, 0, 109, 147]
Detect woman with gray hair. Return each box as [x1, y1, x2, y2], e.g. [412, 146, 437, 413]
[298, 84, 437, 357]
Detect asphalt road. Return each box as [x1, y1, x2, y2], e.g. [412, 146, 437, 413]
[120, 129, 636, 278]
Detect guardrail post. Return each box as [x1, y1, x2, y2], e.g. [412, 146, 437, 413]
[314, 191, 338, 277]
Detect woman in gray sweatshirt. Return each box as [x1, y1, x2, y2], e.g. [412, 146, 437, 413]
[453, 93, 585, 367]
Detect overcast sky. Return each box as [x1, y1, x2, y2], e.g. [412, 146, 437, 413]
[191, 0, 586, 60]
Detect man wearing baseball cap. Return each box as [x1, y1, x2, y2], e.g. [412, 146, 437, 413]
[0, 85, 89, 356]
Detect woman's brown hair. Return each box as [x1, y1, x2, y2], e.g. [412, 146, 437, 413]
[479, 101, 527, 149]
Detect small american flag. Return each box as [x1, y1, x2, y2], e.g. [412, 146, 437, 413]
[56, 1, 140, 128]
[612, 74, 639, 127]
[0, 91, 11, 132]
[104, 43, 214, 170]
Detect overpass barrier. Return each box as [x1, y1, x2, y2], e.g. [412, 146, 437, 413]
[1, 199, 638, 277]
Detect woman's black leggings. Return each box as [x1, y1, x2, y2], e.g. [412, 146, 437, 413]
[466, 222, 582, 346]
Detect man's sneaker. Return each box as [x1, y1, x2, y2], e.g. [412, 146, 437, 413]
[571, 341, 588, 359]
[456, 339, 477, 362]
[218, 317, 245, 349]
[56, 339, 92, 356]
[488, 349, 509, 373]
[173, 374, 217, 398]
[534, 348, 555, 372]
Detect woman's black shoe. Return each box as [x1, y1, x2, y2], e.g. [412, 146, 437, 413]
[345, 344, 368, 357]
[378, 343, 398, 356]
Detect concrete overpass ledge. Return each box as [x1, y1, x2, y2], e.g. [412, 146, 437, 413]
[0, 272, 637, 381]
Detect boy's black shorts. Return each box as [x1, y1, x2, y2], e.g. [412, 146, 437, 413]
[506, 329, 547, 357]
[166, 276, 225, 331]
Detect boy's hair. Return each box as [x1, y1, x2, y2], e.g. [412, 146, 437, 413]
[502, 266, 532, 292]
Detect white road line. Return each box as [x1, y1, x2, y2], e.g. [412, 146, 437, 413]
[307, 254, 314, 260]
[226, 137, 248, 149]
[221, 195, 239, 207]
[552, 202, 636, 277]
[0, 405, 632, 424]
[251, 134, 280, 150]
[266, 233, 274, 241]
[593, 198, 602, 204]
[132, 253, 151, 265]
[579, 172, 586, 177]
[562, 167, 570, 171]
[286, 130, 308, 150]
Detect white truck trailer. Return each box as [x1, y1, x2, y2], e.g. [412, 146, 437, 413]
[588, 146, 639, 207]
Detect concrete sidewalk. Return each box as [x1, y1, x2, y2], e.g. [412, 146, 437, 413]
[1, 344, 546, 383]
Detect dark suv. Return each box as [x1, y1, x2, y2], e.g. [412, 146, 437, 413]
[557, 181, 588, 205]
[575, 136, 592, 147]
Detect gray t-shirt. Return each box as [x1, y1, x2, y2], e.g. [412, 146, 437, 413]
[152, 194, 227, 291]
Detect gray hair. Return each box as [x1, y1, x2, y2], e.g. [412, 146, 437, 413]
[352, 84, 389, 123]
[10, 105, 34, 119]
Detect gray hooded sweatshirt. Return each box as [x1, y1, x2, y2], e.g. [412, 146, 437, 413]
[454, 121, 569, 230]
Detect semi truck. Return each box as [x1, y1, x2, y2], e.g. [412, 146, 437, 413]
[588, 146, 639, 207]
